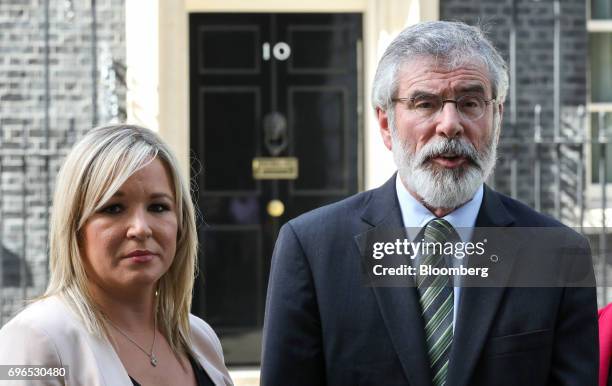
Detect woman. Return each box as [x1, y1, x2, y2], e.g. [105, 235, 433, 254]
[0, 125, 233, 385]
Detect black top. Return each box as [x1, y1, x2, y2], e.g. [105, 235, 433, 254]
[130, 355, 215, 386]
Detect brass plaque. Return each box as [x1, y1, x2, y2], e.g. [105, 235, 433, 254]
[252, 157, 298, 180]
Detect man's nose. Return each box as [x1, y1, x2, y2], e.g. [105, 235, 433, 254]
[435, 101, 464, 138]
[126, 210, 153, 240]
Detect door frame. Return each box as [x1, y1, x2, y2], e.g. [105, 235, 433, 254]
[125, 0, 439, 190]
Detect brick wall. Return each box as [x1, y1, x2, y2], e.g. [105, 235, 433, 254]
[440, 0, 588, 223]
[0, 0, 126, 323]
[0, 0, 593, 322]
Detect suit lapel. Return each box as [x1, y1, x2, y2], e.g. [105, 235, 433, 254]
[358, 175, 433, 386]
[446, 185, 521, 386]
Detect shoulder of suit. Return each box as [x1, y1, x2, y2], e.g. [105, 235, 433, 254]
[0, 295, 83, 340]
[189, 313, 224, 358]
[492, 189, 564, 226]
[188, 314, 233, 384]
[0, 295, 86, 366]
[287, 188, 374, 229]
[490, 189, 587, 243]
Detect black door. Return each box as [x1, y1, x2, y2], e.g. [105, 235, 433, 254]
[189, 12, 363, 365]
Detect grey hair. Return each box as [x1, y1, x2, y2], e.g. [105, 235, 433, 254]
[371, 21, 509, 112]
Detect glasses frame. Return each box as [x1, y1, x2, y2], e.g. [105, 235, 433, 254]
[391, 94, 498, 121]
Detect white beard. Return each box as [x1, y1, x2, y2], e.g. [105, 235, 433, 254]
[391, 118, 498, 210]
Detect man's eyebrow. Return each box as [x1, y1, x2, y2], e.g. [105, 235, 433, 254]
[407, 89, 438, 98]
[456, 84, 487, 95]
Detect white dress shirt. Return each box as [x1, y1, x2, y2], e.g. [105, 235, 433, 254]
[395, 174, 484, 325]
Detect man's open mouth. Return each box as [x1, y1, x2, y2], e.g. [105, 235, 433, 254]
[439, 153, 461, 159]
[428, 153, 472, 168]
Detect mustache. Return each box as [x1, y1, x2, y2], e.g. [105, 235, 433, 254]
[415, 138, 482, 170]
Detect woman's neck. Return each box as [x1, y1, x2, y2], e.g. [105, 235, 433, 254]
[88, 281, 157, 332]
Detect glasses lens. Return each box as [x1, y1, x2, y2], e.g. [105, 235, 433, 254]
[410, 95, 443, 118]
[457, 95, 486, 120]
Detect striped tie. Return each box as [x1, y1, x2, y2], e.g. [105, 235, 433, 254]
[416, 218, 457, 386]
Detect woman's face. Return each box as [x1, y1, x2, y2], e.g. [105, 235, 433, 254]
[80, 157, 178, 295]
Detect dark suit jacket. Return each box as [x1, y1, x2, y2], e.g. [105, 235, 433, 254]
[261, 175, 598, 386]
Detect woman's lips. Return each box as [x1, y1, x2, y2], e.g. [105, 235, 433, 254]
[127, 254, 155, 263]
[124, 251, 157, 263]
[430, 155, 468, 168]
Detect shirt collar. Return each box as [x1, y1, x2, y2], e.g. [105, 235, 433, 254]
[395, 174, 484, 241]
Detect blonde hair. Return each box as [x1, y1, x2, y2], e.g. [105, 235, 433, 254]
[44, 124, 198, 356]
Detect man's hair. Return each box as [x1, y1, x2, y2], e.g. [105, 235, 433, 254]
[44, 124, 198, 358]
[371, 21, 509, 112]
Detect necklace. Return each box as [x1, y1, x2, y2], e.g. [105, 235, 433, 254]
[107, 315, 158, 367]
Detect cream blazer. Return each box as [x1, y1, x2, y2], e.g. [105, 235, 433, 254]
[0, 296, 234, 386]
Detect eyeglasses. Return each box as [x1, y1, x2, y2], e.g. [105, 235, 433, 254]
[392, 94, 497, 121]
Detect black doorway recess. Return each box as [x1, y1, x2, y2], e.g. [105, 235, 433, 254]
[189, 12, 363, 365]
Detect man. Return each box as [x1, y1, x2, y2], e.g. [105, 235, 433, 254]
[261, 21, 598, 386]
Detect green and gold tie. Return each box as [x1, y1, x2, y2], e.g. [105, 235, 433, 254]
[416, 218, 457, 386]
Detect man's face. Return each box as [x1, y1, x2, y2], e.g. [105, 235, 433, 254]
[377, 57, 503, 209]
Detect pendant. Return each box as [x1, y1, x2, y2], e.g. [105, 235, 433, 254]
[150, 354, 158, 367]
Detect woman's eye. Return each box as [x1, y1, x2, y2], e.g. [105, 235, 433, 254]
[150, 203, 170, 213]
[101, 204, 123, 214]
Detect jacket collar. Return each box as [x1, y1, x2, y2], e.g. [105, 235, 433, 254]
[475, 184, 514, 227]
[360, 173, 403, 228]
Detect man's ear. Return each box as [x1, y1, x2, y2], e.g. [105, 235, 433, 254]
[495, 102, 504, 144]
[377, 107, 393, 151]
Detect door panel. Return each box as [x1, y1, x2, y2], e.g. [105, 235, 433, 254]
[290, 87, 348, 192]
[288, 25, 354, 73]
[199, 88, 261, 193]
[197, 26, 262, 74]
[190, 12, 362, 365]
[202, 228, 262, 327]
